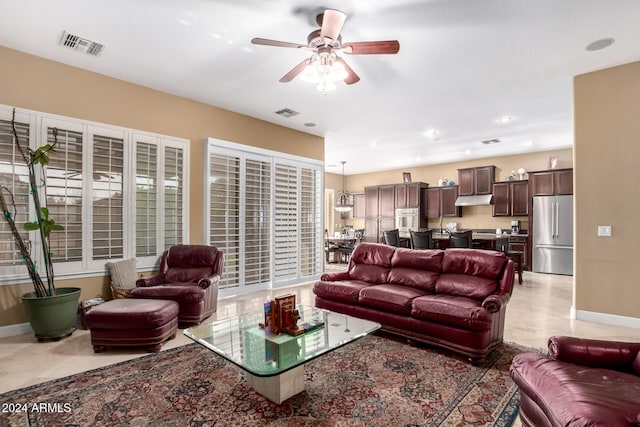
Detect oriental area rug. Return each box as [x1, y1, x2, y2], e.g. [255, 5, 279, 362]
[0, 334, 526, 426]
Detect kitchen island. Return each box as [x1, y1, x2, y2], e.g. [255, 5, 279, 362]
[432, 231, 510, 251]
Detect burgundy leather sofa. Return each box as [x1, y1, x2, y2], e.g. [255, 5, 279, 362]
[314, 242, 514, 362]
[131, 245, 223, 326]
[510, 336, 640, 426]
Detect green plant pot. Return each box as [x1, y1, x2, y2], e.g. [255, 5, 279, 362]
[22, 287, 81, 341]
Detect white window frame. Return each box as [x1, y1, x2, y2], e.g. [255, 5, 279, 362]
[0, 104, 189, 284]
[204, 138, 324, 297]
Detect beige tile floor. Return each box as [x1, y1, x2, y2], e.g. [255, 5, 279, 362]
[2, 269, 640, 423]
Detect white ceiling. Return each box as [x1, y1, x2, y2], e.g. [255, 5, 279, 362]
[1, 0, 639, 174]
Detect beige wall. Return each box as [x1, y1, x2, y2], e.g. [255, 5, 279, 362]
[0, 46, 323, 327]
[574, 60, 640, 320]
[332, 149, 573, 232]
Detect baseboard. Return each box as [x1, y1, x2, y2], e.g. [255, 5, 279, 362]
[571, 307, 640, 329]
[0, 322, 33, 338]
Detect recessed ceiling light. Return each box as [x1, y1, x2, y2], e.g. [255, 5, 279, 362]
[481, 138, 500, 145]
[423, 129, 439, 139]
[495, 116, 515, 124]
[586, 38, 615, 51]
[304, 122, 316, 127]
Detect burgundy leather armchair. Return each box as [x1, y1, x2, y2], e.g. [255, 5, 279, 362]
[510, 336, 640, 426]
[130, 245, 223, 326]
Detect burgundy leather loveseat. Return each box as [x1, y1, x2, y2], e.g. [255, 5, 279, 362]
[510, 336, 640, 426]
[314, 242, 514, 361]
[131, 245, 223, 326]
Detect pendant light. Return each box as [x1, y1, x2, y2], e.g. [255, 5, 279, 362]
[335, 161, 354, 212]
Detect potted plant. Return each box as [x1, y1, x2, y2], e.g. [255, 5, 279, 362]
[0, 108, 80, 341]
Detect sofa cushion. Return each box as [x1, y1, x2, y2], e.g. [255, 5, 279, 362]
[511, 352, 640, 426]
[387, 248, 444, 291]
[411, 294, 492, 331]
[131, 284, 205, 303]
[312, 280, 371, 304]
[347, 243, 395, 284]
[358, 284, 429, 315]
[634, 352, 640, 375]
[442, 249, 507, 280]
[436, 273, 498, 300]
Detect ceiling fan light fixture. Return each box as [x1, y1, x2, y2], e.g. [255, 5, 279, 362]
[300, 62, 320, 83]
[330, 60, 348, 81]
[317, 77, 337, 93]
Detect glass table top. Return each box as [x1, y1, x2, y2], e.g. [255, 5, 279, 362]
[184, 305, 380, 377]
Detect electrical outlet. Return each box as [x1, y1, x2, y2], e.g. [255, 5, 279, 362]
[597, 226, 612, 237]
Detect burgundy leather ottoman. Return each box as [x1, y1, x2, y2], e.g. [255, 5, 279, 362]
[84, 299, 179, 353]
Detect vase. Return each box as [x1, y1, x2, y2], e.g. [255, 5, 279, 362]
[22, 287, 81, 341]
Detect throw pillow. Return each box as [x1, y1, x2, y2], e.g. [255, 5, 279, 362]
[106, 258, 137, 299]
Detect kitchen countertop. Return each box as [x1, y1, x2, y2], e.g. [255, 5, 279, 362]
[432, 231, 528, 240]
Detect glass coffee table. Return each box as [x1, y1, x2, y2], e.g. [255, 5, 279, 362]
[184, 305, 380, 403]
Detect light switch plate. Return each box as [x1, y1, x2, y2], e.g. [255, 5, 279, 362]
[597, 226, 612, 237]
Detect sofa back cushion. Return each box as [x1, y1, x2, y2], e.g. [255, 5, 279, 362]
[348, 243, 395, 284]
[633, 352, 640, 376]
[387, 248, 444, 291]
[436, 249, 508, 299]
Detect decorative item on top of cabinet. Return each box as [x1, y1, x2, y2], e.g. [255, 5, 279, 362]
[529, 168, 573, 196]
[492, 180, 529, 217]
[458, 166, 496, 196]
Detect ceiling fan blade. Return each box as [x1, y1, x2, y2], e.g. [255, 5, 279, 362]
[319, 9, 346, 42]
[251, 37, 306, 49]
[336, 57, 360, 85]
[342, 40, 400, 55]
[279, 58, 310, 83]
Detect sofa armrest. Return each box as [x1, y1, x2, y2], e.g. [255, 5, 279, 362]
[548, 336, 640, 372]
[481, 294, 509, 313]
[198, 274, 220, 290]
[136, 274, 164, 288]
[320, 271, 351, 281]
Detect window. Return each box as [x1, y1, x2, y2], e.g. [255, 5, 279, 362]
[205, 139, 323, 296]
[0, 105, 188, 283]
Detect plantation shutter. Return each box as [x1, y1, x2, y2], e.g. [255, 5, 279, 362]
[46, 125, 84, 263]
[92, 133, 124, 260]
[273, 162, 298, 284]
[0, 118, 30, 271]
[244, 157, 271, 287]
[209, 153, 241, 291]
[163, 146, 184, 249]
[299, 166, 322, 278]
[135, 141, 158, 257]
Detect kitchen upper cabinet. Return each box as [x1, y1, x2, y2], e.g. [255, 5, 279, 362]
[425, 186, 461, 218]
[511, 181, 529, 216]
[492, 180, 529, 217]
[378, 185, 396, 217]
[458, 166, 495, 196]
[343, 193, 365, 219]
[364, 186, 379, 218]
[530, 169, 573, 196]
[395, 182, 428, 208]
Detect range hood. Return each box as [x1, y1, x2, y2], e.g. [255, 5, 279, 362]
[454, 194, 494, 206]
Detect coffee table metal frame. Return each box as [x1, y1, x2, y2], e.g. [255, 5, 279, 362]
[184, 305, 380, 403]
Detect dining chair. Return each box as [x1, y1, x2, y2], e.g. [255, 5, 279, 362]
[338, 229, 364, 263]
[409, 229, 433, 250]
[324, 229, 340, 263]
[382, 229, 401, 247]
[449, 230, 473, 248]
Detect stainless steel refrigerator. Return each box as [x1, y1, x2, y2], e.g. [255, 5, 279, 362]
[532, 195, 573, 275]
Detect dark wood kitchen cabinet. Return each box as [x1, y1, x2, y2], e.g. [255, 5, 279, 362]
[425, 186, 461, 218]
[509, 235, 529, 271]
[492, 180, 529, 217]
[343, 193, 365, 219]
[364, 185, 396, 242]
[530, 168, 573, 196]
[458, 166, 495, 196]
[395, 182, 428, 208]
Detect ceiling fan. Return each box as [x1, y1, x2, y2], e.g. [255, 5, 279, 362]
[251, 9, 400, 91]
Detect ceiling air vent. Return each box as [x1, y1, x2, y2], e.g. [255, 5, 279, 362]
[274, 108, 299, 118]
[59, 31, 105, 56]
[481, 138, 500, 145]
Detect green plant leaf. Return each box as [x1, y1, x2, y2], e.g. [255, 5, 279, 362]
[24, 222, 40, 231]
